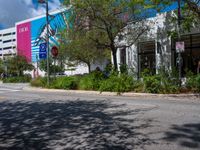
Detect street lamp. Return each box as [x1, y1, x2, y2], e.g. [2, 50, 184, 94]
[38, 0, 50, 86]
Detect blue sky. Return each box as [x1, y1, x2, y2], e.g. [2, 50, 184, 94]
[0, 0, 63, 29]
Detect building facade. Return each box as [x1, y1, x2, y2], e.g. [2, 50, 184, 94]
[116, 4, 200, 77]
[0, 27, 16, 59]
[16, 7, 72, 63]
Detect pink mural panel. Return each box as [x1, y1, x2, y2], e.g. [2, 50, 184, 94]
[17, 22, 31, 62]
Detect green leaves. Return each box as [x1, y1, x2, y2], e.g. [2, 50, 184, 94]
[6, 56, 34, 76]
[63, 0, 152, 70]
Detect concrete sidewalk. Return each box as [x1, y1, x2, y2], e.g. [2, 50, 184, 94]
[23, 86, 200, 100]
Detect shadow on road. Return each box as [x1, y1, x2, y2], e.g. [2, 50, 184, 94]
[163, 123, 200, 149]
[0, 99, 155, 150]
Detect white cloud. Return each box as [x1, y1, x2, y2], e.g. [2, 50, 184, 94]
[0, 0, 61, 29]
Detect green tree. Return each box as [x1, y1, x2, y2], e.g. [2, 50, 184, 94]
[0, 59, 4, 75]
[59, 30, 110, 73]
[63, 0, 152, 71]
[185, 0, 200, 18]
[6, 56, 34, 76]
[160, 0, 200, 37]
[39, 58, 64, 75]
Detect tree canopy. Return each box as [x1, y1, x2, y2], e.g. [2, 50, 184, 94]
[59, 30, 109, 73]
[5, 56, 34, 77]
[63, 0, 153, 71]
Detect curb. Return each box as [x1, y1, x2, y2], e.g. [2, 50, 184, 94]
[23, 87, 200, 99]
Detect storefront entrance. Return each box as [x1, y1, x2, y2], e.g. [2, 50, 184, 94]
[138, 41, 156, 76]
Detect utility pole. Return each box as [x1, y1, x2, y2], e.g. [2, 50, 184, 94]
[46, 0, 50, 86]
[177, 0, 182, 86]
[38, 0, 50, 86]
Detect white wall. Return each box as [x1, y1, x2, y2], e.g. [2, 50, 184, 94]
[0, 27, 16, 59]
[116, 12, 176, 75]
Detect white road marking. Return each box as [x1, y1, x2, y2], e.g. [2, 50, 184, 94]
[0, 88, 21, 93]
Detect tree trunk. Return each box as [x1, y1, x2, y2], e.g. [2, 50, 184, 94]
[111, 48, 118, 71]
[87, 63, 91, 73]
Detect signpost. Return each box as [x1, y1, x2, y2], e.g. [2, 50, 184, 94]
[39, 43, 47, 59]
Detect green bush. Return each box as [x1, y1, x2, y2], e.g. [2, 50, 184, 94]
[159, 71, 180, 94]
[143, 75, 161, 93]
[186, 74, 200, 93]
[30, 77, 47, 87]
[141, 68, 180, 94]
[79, 71, 105, 90]
[3, 75, 32, 83]
[99, 73, 135, 93]
[50, 76, 78, 90]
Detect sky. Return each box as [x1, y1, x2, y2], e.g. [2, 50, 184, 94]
[0, 0, 63, 30]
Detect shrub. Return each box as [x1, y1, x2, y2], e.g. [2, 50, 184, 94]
[50, 76, 78, 90]
[79, 71, 105, 90]
[159, 69, 180, 94]
[141, 68, 180, 94]
[186, 74, 200, 93]
[3, 75, 32, 83]
[30, 77, 47, 87]
[99, 73, 135, 94]
[143, 75, 161, 93]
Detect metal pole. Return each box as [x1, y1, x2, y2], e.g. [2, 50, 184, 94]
[36, 54, 39, 77]
[177, 0, 182, 86]
[54, 57, 56, 78]
[46, 0, 50, 86]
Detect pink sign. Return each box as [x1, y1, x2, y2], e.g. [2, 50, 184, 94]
[17, 22, 31, 62]
[176, 41, 185, 53]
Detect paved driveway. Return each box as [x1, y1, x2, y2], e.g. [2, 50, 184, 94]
[0, 83, 199, 150]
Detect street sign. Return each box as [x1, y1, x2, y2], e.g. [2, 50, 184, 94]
[176, 41, 184, 53]
[39, 53, 47, 59]
[39, 43, 47, 59]
[39, 43, 47, 53]
[51, 46, 58, 57]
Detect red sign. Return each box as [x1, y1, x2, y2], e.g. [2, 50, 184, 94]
[51, 46, 58, 57]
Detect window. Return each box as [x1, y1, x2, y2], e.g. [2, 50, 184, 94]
[3, 33, 11, 36]
[3, 47, 12, 50]
[120, 48, 126, 65]
[12, 32, 16, 35]
[3, 40, 12, 43]
[172, 33, 200, 75]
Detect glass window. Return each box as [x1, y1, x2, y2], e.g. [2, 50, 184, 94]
[138, 41, 156, 75]
[3, 47, 12, 50]
[172, 33, 200, 75]
[3, 40, 12, 43]
[120, 48, 126, 65]
[3, 33, 11, 36]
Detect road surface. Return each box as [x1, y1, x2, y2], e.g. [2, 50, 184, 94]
[0, 83, 199, 150]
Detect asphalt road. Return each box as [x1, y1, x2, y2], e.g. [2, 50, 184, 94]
[0, 83, 200, 150]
